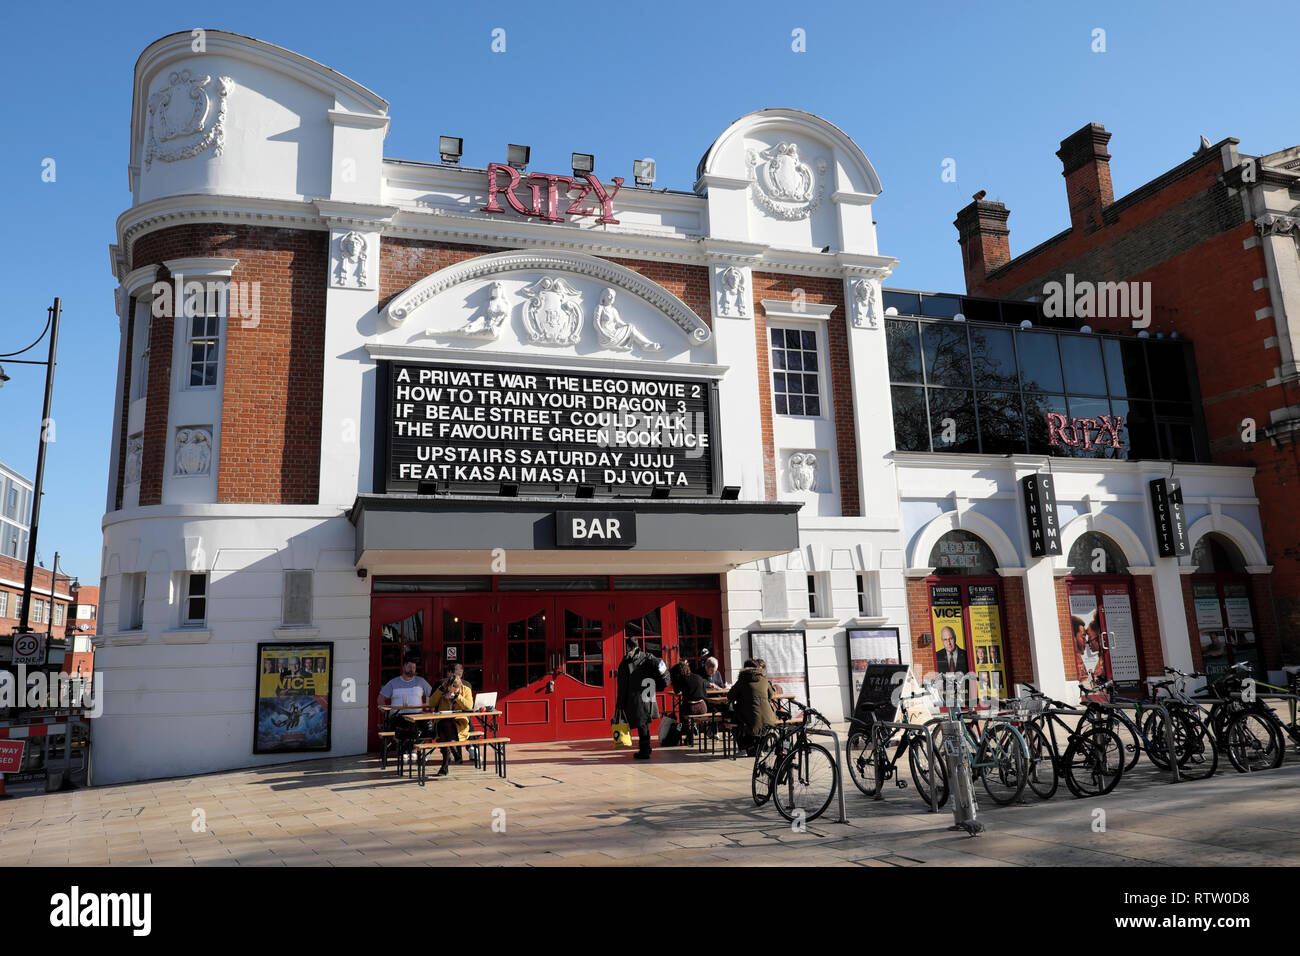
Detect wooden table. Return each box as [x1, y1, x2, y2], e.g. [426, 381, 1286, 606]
[381, 708, 502, 777]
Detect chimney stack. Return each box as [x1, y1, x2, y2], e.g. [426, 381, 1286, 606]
[1057, 123, 1114, 233]
[954, 190, 1011, 293]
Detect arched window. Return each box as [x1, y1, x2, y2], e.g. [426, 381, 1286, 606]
[1067, 531, 1129, 575]
[1192, 533, 1247, 574]
[928, 530, 998, 575]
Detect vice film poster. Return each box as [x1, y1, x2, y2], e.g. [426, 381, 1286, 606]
[254, 642, 333, 754]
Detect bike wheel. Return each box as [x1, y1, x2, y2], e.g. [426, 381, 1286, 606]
[1105, 712, 1142, 773]
[1022, 721, 1058, 800]
[1171, 710, 1218, 780]
[845, 728, 883, 799]
[907, 733, 949, 809]
[772, 743, 839, 823]
[1062, 727, 1124, 797]
[977, 724, 1028, 805]
[1224, 710, 1285, 773]
[1140, 710, 1174, 770]
[751, 729, 783, 806]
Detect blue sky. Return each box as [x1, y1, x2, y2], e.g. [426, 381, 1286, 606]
[0, 0, 1295, 584]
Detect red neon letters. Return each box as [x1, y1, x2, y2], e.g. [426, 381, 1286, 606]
[1046, 413, 1125, 451]
[481, 163, 622, 224]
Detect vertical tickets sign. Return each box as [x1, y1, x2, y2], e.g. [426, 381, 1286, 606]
[384, 361, 716, 495]
[1021, 473, 1062, 557]
[1149, 478, 1190, 557]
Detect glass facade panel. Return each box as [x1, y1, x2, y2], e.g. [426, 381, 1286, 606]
[927, 389, 978, 452]
[1018, 332, 1064, 393]
[969, 326, 1018, 389]
[886, 319, 923, 383]
[921, 323, 971, 387]
[1060, 335, 1106, 395]
[891, 386, 930, 451]
[977, 391, 1025, 454]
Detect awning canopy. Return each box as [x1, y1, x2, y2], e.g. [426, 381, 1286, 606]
[348, 494, 801, 575]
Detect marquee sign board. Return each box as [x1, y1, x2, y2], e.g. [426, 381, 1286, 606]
[1021, 473, 1062, 557]
[1149, 477, 1190, 557]
[381, 360, 719, 496]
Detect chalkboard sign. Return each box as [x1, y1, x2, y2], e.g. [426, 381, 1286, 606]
[851, 663, 908, 727]
[381, 360, 718, 496]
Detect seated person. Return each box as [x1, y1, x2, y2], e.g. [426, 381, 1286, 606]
[755, 658, 783, 695]
[670, 661, 709, 746]
[427, 664, 473, 775]
[727, 659, 778, 757]
[377, 653, 432, 718]
[698, 655, 726, 690]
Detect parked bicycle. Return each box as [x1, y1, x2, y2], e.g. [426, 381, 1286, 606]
[1142, 670, 1219, 779]
[916, 695, 1030, 808]
[1004, 683, 1125, 799]
[1200, 663, 1297, 772]
[844, 691, 942, 809]
[752, 701, 839, 823]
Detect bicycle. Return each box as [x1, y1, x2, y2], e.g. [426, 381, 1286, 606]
[844, 691, 943, 810]
[1141, 671, 1219, 780]
[917, 695, 1030, 807]
[754, 701, 840, 823]
[1200, 663, 1294, 772]
[1006, 683, 1125, 799]
[752, 702, 830, 807]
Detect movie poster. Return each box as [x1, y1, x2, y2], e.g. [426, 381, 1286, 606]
[966, 585, 1006, 700]
[1067, 591, 1108, 699]
[929, 584, 966, 675]
[254, 642, 333, 754]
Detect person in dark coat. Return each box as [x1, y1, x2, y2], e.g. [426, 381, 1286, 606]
[616, 637, 670, 759]
[671, 661, 708, 746]
[727, 660, 778, 756]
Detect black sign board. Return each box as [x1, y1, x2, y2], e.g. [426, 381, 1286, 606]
[555, 510, 636, 548]
[1149, 477, 1190, 557]
[380, 360, 718, 496]
[851, 663, 908, 726]
[1021, 473, 1062, 557]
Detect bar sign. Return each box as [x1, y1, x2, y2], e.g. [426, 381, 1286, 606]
[1149, 478, 1190, 557]
[1021, 473, 1062, 557]
[555, 511, 636, 548]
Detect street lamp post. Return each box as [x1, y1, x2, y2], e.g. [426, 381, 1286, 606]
[2, 298, 62, 639]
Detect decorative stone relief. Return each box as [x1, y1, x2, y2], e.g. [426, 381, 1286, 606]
[144, 69, 233, 170]
[746, 141, 827, 220]
[174, 427, 213, 476]
[519, 276, 583, 346]
[1257, 213, 1300, 238]
[125, 435, 143, 485]
[788, 452, 818, 492]
[593, 288, 661, 352]
[332, 231, 370, 289]
[851, 278, 879, 329]
[442, 281, 511, 341]
[716, 266, 749, 318]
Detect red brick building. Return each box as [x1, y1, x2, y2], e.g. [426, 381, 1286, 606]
[0, 554, 73, 643]
[956, 122, 1300, 668]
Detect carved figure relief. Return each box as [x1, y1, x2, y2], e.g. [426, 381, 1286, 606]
[144, 69, 233, 169]
[852, 278, 879, 329]
[716, 266, 748, 318]
[174, 428, 213, 476]
[593, 289, 661, 352]
[333, 231, 369, 288]
[788, 452, 818, 492]
[125, 435, 143, 485]
[747, 141, 827, 220]
[443, 281, 511, 341]
[518, 276, 583, 345]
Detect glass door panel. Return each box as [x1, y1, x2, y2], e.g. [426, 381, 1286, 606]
[495, 596, 555, 742]
[368, 596, 431, 749]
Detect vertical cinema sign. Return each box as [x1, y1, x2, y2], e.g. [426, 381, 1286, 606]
[1149, 477, 1190, 557]
[1021, 473, 1062, 557]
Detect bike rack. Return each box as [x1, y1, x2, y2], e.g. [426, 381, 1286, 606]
[1090, 700, 1181, 784]
[867, 720, 942, 813]
[802, 726, 848, 824]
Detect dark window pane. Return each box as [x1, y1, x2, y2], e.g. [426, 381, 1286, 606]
[927, 388, 978, 452]
[1061, 335, 1106, 395]
[886, 319, 922, 383]
[977, 391, 1025, 454]
[787, 395, 804, 416]
[786, 349, 803, 371]
[773, 372, 786, 393]
[802, 330, 816, 350]
[774, 395, 787, 415]
[921, 323, 971, 387]
[804, 350, 818, 372]
[1125, 400, 1158, 458]
[1018, 331, 1064, 392]
[920, 295, 962, 319]
[586, 663, 602, 686]
[1024, 394, 1071, 454]
[772, 349, 786, 370]
[968, 326, 1018, 389]
[1147, 343, 1191, 401]
[770, 328, 782, 345]
[1163, 423, 1198, 462]
[891, 386, 929, 451]
[961, 298, 1002, 323]
[645, 608, 661, 633]
[805, 396, 820, 416]
[882, 291, 920, 316]
[786, 329, 802, 349]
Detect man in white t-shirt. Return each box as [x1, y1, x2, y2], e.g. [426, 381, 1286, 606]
[378, 653, 433, 715]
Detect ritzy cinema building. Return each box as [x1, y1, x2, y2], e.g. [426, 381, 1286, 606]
[96, 31, 1276, 782]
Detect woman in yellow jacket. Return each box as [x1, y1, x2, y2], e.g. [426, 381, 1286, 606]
[428, 664, 474, 775]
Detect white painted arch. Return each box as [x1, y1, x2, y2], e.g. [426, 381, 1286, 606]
[908, 508, 1021, 571]
[1056, 512, 1151, 570]
[1184, 513, 1269, 568]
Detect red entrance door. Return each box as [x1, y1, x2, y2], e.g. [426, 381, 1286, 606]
[495, 595, 554, 743]
[553, 596, 617, 739]
[613, 594, 679, 733]
[1065, 579, 1142, 699]
[368, 596, 431, 751]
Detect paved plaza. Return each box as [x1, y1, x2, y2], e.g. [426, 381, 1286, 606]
[5, 738, 1300, 867]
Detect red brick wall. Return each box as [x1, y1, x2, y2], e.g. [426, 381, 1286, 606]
[114, 302, 135, 511]
[1000, 576, 1032, 688]
[1181, 575, 1204, 671]
[906, 578, 932, 669]
[1133, 576, 1163, 678]
[1054, 579, 1078, 681]
[131, 225, 328, 505]
[0, 555, 72, 627]
[752, 273, 859, 516]
[753, 304, 777, 500]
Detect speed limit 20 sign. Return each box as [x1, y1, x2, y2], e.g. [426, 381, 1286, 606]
[12, 633, 44, 665]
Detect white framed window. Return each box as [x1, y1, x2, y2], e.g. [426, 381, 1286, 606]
[121, 573, 145, 630]
[32, 599, 46, 625]
[181, 572, 208, 626]
[283, 570, 313, 627]
[769, 326, 823, 417]
[0, 591, 7, 617]
[15, 593, 23, 620]
[186, 312, 220, 389]
[132, 312, 152, 401]
[53, 603, 65, 627]
[806, 574, 818, 615]
[856, 571, 882, 617]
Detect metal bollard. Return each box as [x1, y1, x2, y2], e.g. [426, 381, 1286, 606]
[940, 720, 984, 835]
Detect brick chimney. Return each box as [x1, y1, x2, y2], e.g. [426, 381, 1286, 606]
[954, 190, 1011, 293]
[1057, 123, 1114, 233]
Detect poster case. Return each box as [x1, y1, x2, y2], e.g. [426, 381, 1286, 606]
[747, 629, 808, 707]
[847, 627, 902, 705]
[254, 642, 334, 755]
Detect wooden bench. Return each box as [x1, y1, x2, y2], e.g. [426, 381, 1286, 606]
[382, 729, 484, 773]
[414, 737, 510, 785]
[684, 713, 722, 754]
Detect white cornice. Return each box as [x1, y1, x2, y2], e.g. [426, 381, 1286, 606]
[891, 451, 1258, 480]
[117, 194, 328, 262]
[313, 199, 399, 229]
[327, 109, 390, 131]
[164, 256, 239, 278]
[364, 343, 729, 379]
[122, 264, 160, 297]
[761, 299, 836, 321]
[695, 173, 751, 190]
[831, 191, 877, 206]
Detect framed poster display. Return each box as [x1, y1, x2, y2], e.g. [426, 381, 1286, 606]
[847, 627, 902, 704]
[748, 630, 808, 706]
[254, 642, 334, 754]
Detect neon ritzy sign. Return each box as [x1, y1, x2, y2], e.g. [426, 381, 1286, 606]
[481, 162, 622, 224]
